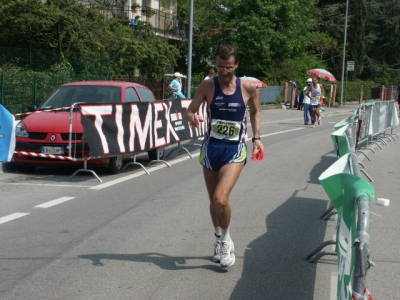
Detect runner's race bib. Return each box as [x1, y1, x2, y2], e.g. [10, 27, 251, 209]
[210, 119, 241, 141]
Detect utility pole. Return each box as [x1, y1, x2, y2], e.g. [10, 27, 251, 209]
[186, 0, 194, 98]
[340, 0, 349, 106]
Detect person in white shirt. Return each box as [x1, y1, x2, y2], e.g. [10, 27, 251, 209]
[204, 68, 215, 80]
[303, 78, 314, 125]
[306, 77, 325, 127]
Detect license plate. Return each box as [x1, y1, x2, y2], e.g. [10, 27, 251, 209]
[41, 146, 64, 155]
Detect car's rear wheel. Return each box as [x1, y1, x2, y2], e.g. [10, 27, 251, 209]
[107, 155, 123, 174]
[147, 148, 165, 161]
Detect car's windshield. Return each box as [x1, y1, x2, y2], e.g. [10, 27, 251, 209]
[40, 86, 121, 109]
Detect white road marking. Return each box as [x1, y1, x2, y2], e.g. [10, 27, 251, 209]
[92, 128, 303, 190]
[91, 155, 199, 190]
[260, 128, 304, 137]
[0, 213, 30, 225]
[330, 271, 338, 300]
[260, 109, 352, 125]
[262, 117, 303, 124]
[35, 197, 75, 208]
[6, 183, 92, 188]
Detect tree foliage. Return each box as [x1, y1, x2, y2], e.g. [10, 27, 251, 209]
[175, 0, 321, 81]
[363, 0, 400, 82]
[0, 0, 398, 83]
[316, 0, 400, 83]
[0, 0, 179, 80]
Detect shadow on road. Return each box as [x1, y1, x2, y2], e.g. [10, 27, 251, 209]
[78, 252, 226, 273]
[229, 151, 339, 299]
[308, 150, 337, 184]
[230, 194, 334, 300]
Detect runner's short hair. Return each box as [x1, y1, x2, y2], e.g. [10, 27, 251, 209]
[216, 45, 239, 63]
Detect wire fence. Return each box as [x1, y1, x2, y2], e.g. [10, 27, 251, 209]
[0, 47, 178, 114]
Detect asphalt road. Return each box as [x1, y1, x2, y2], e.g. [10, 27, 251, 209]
[0, 104, 398, 300]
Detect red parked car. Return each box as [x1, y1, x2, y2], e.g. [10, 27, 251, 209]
[14, 81, 163, 173]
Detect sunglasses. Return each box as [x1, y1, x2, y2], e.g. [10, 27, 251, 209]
[216, 66, 235, 72]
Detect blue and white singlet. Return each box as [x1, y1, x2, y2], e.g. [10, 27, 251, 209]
[200, 77, 248, 171]
[206, 77, 248, 143]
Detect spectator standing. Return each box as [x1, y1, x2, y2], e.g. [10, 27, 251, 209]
[289, 80, 301, 109]
[303, 78, 314, 125]
[306, 77, 325, 127]
[184, 45, 264, 268]
[168, 72, 186, 98]
[396, 82, 400, 106]
[204, 68, 216, 80]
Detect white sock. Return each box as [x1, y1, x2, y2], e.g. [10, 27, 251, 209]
[215, 227, 222, 241]
[220, 228, 231, 243]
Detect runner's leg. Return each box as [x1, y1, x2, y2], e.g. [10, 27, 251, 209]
[203, 169, 221, 228]
[203, 162, 244, 229]
[203, 162, 244, 267]
[312, 106, 316, 124]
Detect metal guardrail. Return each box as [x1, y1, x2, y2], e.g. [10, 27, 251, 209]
[304, 151, 375, 299]
[304, 101, 399, 299]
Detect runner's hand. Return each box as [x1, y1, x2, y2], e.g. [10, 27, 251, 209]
[189, 114, 204, 127]
[252, 140, 265, 162]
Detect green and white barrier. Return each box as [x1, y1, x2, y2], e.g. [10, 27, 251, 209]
[331, 124, 353, 158]
[319, 153, 375, 299]
[304, 101, 400, 299]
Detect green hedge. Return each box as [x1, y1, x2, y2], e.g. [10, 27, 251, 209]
[335, 81, 376, 102]
[0, 70, 108, 114]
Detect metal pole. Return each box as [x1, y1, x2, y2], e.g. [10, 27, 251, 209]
[340, 0, 349, 106]
[1, 72, 3, 106]
[187, 0, 194, 98]
[352, 195, 371, 297]
[345, 68, 349, 105]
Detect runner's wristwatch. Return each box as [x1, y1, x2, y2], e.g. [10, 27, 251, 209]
[252, 136, 261, 142]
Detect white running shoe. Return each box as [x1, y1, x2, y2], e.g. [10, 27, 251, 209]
[318, 117, 322, 125]
[213, 241, 221, 263]
[220, 241, 235, 268]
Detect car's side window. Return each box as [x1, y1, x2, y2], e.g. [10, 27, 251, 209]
[125, 87, 141, 103]
[138, 87, 155, 102]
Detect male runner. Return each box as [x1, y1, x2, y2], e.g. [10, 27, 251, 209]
[184, 45, 264, 268]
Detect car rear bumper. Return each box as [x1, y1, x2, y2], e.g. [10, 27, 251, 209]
[14, 141, 110, 165]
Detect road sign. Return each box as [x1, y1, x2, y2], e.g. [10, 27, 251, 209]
[347, 61, 355, 71]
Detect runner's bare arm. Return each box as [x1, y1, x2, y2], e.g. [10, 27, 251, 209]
[245, 83, 264, 152]
[184, 80, 210, 127]
[320, 84, 325, 98]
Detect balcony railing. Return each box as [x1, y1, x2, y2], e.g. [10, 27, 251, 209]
[92, 5, 186, 40]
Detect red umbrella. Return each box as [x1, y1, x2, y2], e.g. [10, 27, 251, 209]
[240, 76, 268, 88]
[307, 68, 337, 83]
